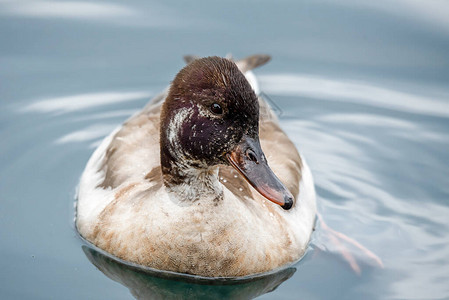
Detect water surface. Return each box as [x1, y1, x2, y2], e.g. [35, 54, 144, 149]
[1, 0, 448, 299]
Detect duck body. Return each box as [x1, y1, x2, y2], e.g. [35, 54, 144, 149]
[76, 55, 316, 277]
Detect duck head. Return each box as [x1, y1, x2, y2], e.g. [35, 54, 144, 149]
[160, 56, 293, 210]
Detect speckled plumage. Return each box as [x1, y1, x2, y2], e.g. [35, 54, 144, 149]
[76, 55, 316, 277]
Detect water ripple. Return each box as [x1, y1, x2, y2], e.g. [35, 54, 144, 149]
[55, 123, 116, 145]
[0, 1, 138, 20]
[21, 91, 151, 114]
[260, 74, 449, 118]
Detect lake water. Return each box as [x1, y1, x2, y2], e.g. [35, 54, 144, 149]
[1, 0, 449, 299]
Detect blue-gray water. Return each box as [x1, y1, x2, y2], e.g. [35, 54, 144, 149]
[1, 1, 448, 299]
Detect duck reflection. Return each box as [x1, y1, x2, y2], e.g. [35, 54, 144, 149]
[82, 245, 296, 299]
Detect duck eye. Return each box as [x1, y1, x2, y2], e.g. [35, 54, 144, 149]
[210, 103, 223, 115]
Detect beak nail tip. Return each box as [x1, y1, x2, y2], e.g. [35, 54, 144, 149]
[282, 197, 294, 210]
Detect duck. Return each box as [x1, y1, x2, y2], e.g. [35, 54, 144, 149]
[76, 54, 317, 278]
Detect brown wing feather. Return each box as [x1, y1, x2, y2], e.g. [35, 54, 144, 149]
[99, 104, 162, 189]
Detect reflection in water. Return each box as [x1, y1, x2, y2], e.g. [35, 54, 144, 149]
[326, 0, 449, 32]
[0, 1, 138, 20]
[259, 74, 449, 117]
[0, 0, 191, 28]
[21, 91, 150, 114]
[55, 124, 116, 145]
[82, 246, 296, 300]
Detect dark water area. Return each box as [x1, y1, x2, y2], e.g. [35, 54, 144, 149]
[1, 0, 448, 299]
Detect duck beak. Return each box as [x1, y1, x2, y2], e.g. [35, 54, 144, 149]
[226, 136, 294, 210]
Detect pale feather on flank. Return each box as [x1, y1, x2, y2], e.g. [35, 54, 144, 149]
[76, 55, 316, 277]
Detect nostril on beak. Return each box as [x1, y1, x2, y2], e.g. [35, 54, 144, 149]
[246, 149, 259, 164]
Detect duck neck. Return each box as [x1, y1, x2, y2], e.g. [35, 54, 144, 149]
[160, 149, 223, 202]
